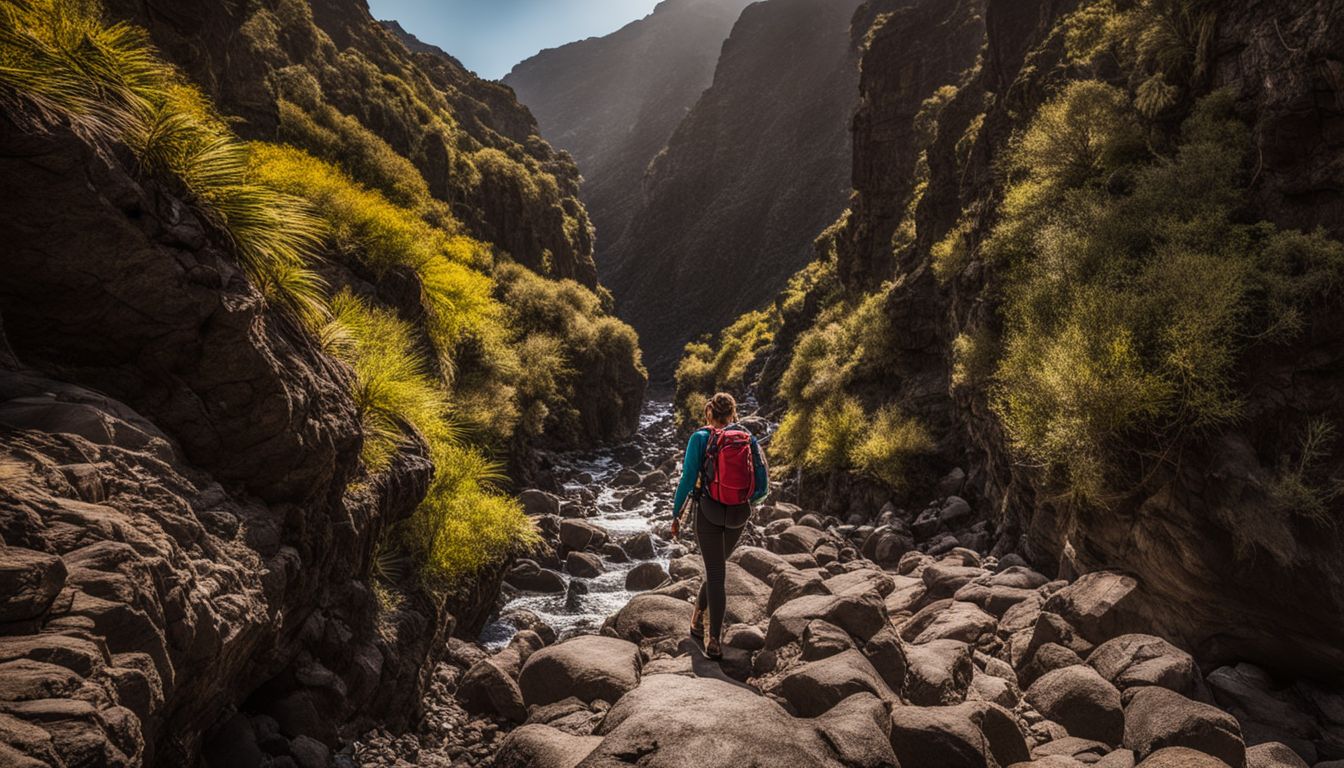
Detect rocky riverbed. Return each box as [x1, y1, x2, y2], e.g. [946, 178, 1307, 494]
[354, 401, 1344, 768]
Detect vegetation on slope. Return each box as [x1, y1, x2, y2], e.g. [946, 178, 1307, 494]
[0, 0, 639, 584]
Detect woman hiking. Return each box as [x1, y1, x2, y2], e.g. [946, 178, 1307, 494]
[670, 392, 768, 659]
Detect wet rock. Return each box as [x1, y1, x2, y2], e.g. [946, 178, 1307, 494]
[888, 701, 1030, 768]
[518, 636, 641, 708]
[559, 520, 609, 550]
[565, 551, 605, 578]
[624, 532, 656, 560]
[506, 561, 567, 593]
[612, 468, 640, 487]
[520, 490, 563, 517]
[1026, 665, 1124, 745]
[639, 470, 669, 489]
[1123, 686, 1245, 767]
[620, 490, 649, 510]
[624, 562, 669, 591]
[1088, 635, 1200, 697]
[774, 648, 899, 716]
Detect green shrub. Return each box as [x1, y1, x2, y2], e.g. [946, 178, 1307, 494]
[990, 87, 1344, 503]
[0, 0, 327, 328]
[851, 405, 935, 489]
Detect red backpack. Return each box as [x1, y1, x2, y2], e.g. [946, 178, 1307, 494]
[698, 425, 756, 505]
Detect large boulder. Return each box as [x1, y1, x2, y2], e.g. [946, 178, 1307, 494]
[778, 525, 830, 555]
[566, 551, 605, 578]
[731, 547, 792, 585]
[1042, 572, 1141, 645]
[560, 520, 609, 551]
[901, 600, 998, 645]
[506, 561, 567, 593]
[1135, 747, 1232, 767]
[1025, 665, 1124, 745]
[610, 594, 692, 644]
[922, 564, 987, 600]
[1087, 635, 1200, 697]
[624, 562, 669, 592]
[1123, 686, 1245, 768]
[767, 569, 831, 614]
[572, 675, 898, 767]
[520, 489, 563, 517]
[888, 701, 1030, 768]
[773, 649, 899, 717]
[1244, 742, 1309, 768]
[518, 637, 642, 708]
[904, 640, 974, 706]
[766, 592, 887, 648]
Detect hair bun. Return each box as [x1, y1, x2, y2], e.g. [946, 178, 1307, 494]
[707, 392, 736, 422]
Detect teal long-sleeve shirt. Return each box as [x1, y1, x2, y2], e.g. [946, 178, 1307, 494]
[672, 426, 769, 519]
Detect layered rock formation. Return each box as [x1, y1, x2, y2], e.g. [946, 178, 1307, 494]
[600, 0, 865, 375]
[504, 0, 756, 254]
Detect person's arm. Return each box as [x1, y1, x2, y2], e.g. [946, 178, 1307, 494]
[750, 435, 769, 503]
[671, 429, 708, 521]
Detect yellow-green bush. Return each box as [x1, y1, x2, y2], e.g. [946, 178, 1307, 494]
[990, 86, 1344, 503]
[779, 288, 891, 407]
[851, 405, 935, 489]
[325, 291, 536, 580]
[0, 0, 327, 327]
[772, 397, 932, 489]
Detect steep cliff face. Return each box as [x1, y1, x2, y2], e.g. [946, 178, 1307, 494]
[504, 0, 756, 255]
[0, 123, 442, 766]
[686, 0, 1344, 684]
[607, 0, 865, 375]
[105, 0, 599, 287]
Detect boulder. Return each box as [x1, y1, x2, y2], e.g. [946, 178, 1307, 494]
[1123, 686, 1245, 767]
[862, 626, 909, 694]
[459, 658, 528, 722]
[505, 561, 567, 593]
[922, 564, 987, 600]
[520, 490, 562, 517]
[888, 701, 1030, 768]
[765, 592, 887, 649]
[955, 582, 1039, 618]
[1088, 635, 1200, 697]
[722, 563, 773, 626]
[1026, 665, 1124, 745]
[778, 525, 829, 554]
[624, 562, 669, 591]
[801, 620, 856, 661]
[565, 551, 604, 578]
[495, 724, 601, 768]
[723, 624, 766, 651]
[904, 639, 974, 705]
[901, 600, 998, 645]
[573, 674, 897, 766]
[825, 569, 896, 600]
[610, 594, 692, 644]
[559, 520, 609, 551]
[624, 532, 656, 560]
[767, 569, 831, 614]
[861, 527, 914, 568]
[730, 546, 791, 585]
[518, 636, 641, 708]
[1043, 571, 1141, 645]
[774, 649, 898, 717]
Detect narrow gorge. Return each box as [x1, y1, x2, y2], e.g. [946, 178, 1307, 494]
[0, 0, 1342, 767]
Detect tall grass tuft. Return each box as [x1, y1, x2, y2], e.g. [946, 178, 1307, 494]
[0, 0, 327, 328]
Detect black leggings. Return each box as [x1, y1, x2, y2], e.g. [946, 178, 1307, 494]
[695, 501, 745, 642]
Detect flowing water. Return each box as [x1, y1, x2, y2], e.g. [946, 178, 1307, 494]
[478, 400, 682, 649]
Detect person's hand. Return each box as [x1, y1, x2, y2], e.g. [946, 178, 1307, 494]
[670, 518, 680, 540]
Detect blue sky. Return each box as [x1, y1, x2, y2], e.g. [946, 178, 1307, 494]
[369, 0, 663, 80]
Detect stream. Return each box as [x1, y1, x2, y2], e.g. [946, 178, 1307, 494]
[478, 399, 683, 649]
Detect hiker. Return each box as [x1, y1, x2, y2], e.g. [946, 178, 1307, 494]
[670, 392, 768, 659]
